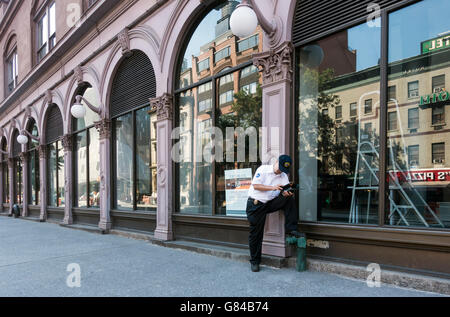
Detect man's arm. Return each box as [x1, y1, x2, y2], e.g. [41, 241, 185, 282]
[253, 184, 283, 191]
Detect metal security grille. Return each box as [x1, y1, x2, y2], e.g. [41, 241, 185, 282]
[110, 50, 156, 118]
[292, 0, 398, 46]
[45, 104, 63, 144]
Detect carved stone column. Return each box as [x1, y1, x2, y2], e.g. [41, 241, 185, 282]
[8, 157, 14, 215]
[19, 152, 29, 217]
[62, 135, 73, 225]
[253, 41, 294, 258]
[150, 94, 174, 241]
[95, 119, 112, 231]
[39, 145, 47, 221]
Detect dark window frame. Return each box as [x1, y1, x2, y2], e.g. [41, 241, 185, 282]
[71, 85, 100, 209]
[35, 1, 56, 64]
[26, 119, 40, 206]
[293, 0, 448, 230]
[432, 142, 445, 164]
[111, 104, 157, 212]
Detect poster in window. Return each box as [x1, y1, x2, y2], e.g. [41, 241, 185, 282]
[225, 168, 252, 217]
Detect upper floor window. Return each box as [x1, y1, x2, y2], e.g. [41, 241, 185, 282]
[432, 74, 445, 93]
[6, 50, 18, 93]
[388, 85, 396, 101]
[364, 99, 373, 114]
[350, 102, 357, 117]
[197, 58, 210, 73]
[214, 46, 231, 63]
[408, 80, 419, 98]
[37, 2, 56, 63]
[237, 34, 259, 52]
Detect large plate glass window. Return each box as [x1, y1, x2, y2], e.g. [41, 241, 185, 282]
[175, 0, 263, 216]
[386, 0, 450, 228]
[73, 85, 101, 208]
[27, 119, 40, 205]
[297, 20, 381, 224]
[1, 139, 8, 206]
[12, 130, 23, 205]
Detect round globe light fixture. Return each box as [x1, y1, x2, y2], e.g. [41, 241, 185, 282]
[230, 4, 258, 38]
[17, 134, 29, 145]
[71, 98, 86, 119]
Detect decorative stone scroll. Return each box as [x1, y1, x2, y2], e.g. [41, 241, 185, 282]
[118, 28, 132, 57]
[253, 41, 293, 86]
[150, 93, 173, 122]
[74, 65, 84, 85]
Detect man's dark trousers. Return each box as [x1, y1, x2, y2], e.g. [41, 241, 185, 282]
[245, 194, 299, 265]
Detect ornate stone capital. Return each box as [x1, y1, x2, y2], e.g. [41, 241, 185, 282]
[19, 152, 28, 161]
[94, 119, 111, 140]
[253, 41, 293, 86]
[150, 93, 173, 122]
[61, 135, 73, 151]
[38, 144, 47, 159]
[118, 28, 132, 57]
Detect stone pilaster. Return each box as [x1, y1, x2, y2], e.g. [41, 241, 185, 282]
[0, 162, 3, 213]
[61, 135, 73, 225]
[8, 157, 14, 216]
[95, 119, 112, 231]
[38, 145, 47, 221]
[150, 93, 173, 241]
[253, 41, 295, 258]
[19, 152, 29, 217]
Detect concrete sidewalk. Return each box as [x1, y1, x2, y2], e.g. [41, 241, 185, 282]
[0, 217, 444, 297]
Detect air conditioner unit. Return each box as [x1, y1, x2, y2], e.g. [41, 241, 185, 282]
[433, 158, 445, 164]
[409, 91, 419, 98]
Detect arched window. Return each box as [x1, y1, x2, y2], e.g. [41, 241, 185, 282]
[4, 34, 18, 95]
[11, 129, 23, 205]
[45, 104, 64, 207]
[110, 50, 157, 211]
[26, 118, 40, 205]
[72, 84, 100, 208]
[1, 138, 8, 206]
[175, 0, 263, 216]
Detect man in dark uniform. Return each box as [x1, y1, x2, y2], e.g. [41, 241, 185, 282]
[246, 155, 303, 272]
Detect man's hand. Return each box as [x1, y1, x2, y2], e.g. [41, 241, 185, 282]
[273, 184, 284, 191]
[282, 190, 294, 197]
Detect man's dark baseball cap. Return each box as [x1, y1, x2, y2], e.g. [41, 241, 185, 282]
[278, 155, 292, 174]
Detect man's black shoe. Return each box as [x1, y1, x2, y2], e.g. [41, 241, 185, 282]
[251, 263, 260, 272]
[287, 230, 305, 238]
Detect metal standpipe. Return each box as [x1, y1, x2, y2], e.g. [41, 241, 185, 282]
[286, 236, 307, 272]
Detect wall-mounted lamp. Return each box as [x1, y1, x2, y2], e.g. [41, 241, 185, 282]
[70, 95, 101, 119]
[230, 0, 282, 47]
[16, 129, 40, 145]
